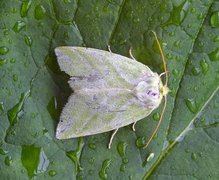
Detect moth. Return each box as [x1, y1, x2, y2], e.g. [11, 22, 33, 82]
[55, 31, 169, 149]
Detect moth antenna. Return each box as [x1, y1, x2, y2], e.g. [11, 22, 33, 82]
[143, 95, 167, 149]
[151, 31, 168, 86]
[143, 31, 168, 148]
[159, 72, 168, 78]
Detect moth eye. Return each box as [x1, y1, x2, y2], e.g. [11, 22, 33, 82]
[147, 90, 159, 98]
[93, 94, 98, 100]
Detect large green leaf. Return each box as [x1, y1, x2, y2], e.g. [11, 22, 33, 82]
[1, 0, 219, 179]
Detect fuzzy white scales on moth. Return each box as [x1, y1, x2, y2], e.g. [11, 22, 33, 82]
[55, 31, 169, 149]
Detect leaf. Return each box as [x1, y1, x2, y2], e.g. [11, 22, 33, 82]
[0, 0, 219, 179]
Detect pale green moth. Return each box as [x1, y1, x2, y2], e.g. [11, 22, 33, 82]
[55, 31, 169, 149]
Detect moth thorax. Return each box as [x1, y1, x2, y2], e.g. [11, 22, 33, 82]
[134, 81, 161, 108]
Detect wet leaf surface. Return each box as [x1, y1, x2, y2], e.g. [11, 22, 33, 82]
[0, 0, 219, 179]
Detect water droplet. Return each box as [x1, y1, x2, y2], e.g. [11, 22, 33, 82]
[133, 17, 140, 24]
[120, 164, 126, 172]
[197, 13, 204, 20]
[30, 131, 39, 138]
[10, 129, 16, 135]
[48, 170, 57, 177]
[117, 142, 127, 157]
[213, 36, 219, 42]
[214, 100, 219, 109]
[5, 156, 13, 166]
[208, 33, 214, 38]
[21, 145, 41, 178]
[169, 32, 175, 37]
[88, 157, 95, 164]
[210, 12, 219, 28]
[0, 58, 7, 66]
[88, 169, 94, 175]
[24, 61, 30, 68]
[77, 174, 83, 180]
[200, 117, 206, 123]
[0, 46, 9, 55]
[198, 41, 204, 47]
[12, 74, 18, 82]
[30, 112, 36, 119]
[63, 0, 71, 4]
[20, 0, 32, 17]
[99, 159, 111, 180]
[191, 7, 196, 13]
[0, 148, 8, 155]
[21, 169, 25, 174]
[198, 152, 203, 157]
[209, 48, 219, 61]
[7, 90, 30, 126]
[172, 69, 179, 76]
[118, 38, 127, 45]
[88, 143, 96, 150]
[173, 40, 181, 48]
[135, 137, 146, 148]
[0, 102, 4, 113]
[24, 35, 32, 47]
[13, 21, 26, 33]
[193, 86, 199, 92]
[146, 153, 155, 162]
[34, 5, 46, 20]
[153, 112, 160, 121]
[3, 28, 9, 35]
[191, 67, 201, 76]
[94, 6, 99, 12]
[185, 98, 198, 113]
[187, 23, 192, 28]
[10, 58, 16, 64]
[122, 157, 129, 164]
[185, 149, 190, 153]
[160, 3, 167, 11]
[191, 152, 197, 160]
[66, 138, 84, 174]
[147, 16, 152, 23]
[7, 91, 28, 120]
[169, 88, 176, 97]
[165, 1, 188, 25]
[11, 7, 17, 13]
[63, 31, 69, 40]
[36, 147, 50, 174]
[172, 78, 177, 83]
[41, 129, 48, 136]
[200, 59, 209, 74]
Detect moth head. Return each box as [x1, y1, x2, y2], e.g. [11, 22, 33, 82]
[159, 78, 169, 97]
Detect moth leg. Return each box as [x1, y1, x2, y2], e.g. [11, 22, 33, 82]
[132, 122, 136, 131]
[129, 48, 137, 61]
[159, 72, 168, 78]
[108, 128, 119, 149]
[107, 45, 112, 53]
